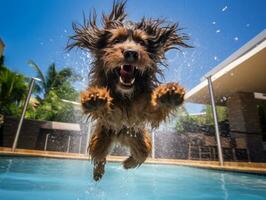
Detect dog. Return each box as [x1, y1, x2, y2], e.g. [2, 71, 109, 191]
[67, 1, 190, 181]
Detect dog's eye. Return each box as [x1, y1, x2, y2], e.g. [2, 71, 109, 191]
[139, 40, 146, 46]
[135, 38, 146, 46]
[113, 37, 125, 44]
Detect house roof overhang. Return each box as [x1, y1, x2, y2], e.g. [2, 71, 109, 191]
[185, 29, 266, 106]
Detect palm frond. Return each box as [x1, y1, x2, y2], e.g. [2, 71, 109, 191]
[46, 63, 58, 91]
[28, 60, 47, 90]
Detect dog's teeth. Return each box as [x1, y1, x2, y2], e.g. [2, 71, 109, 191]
[119, 76, 124, 84]
[119, 77, 135, 86]
[119, 77, 128, 85]
[130, 78, 135, 84]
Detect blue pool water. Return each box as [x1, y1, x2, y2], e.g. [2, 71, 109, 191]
[0, 157, 265, 200]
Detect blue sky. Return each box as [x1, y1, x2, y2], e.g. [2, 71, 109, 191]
[1, 0, 266, 113]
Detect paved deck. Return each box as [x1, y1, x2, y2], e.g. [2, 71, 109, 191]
[0, 147, 265, 175]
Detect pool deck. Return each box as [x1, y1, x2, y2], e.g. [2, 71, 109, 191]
[0, 147, 265, 175]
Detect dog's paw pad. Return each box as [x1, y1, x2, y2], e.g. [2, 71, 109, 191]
[84, 95, 107, 109]
[80, 88, 112, 112]
[153, 83, 185, 107]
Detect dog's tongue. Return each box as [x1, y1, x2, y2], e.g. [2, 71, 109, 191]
[120, 65, 134, 83]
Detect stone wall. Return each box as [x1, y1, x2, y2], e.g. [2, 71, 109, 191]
[154, 130, 189, 159]
[111, 129, 252, 161]
[1, 116, 264, 161]
[153, 130, 233, 161]
[227, 92, 265, 162]
[0, 116, 89, 153]
[227, 92, 261, 133]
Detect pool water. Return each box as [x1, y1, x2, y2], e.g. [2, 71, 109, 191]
[0, 157, 265, 200]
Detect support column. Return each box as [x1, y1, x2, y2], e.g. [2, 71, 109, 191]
[207, 76, 224, 166]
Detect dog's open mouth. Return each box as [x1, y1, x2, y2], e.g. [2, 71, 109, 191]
[115, 65, 137, 88]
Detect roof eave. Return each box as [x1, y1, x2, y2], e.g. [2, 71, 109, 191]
[201, 29, 266, 81]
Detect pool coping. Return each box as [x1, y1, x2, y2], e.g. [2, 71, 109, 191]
[0, 147, 266, 175]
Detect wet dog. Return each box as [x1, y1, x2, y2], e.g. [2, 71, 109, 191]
[67, 1, 190, 181]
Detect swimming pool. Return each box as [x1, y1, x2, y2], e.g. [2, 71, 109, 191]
[0, 157, 265, 200]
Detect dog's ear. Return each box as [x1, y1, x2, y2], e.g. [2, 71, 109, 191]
[103, 0, 127, 28]
[156, 24, 192, 52]
[66, 10, 104, 53]
[137, 18, 191, 55]
[66, 1, 127, 52]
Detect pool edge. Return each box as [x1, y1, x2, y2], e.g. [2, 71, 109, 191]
[0, 147, 266, 175]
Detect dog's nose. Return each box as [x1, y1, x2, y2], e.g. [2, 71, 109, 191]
[124, 49, 139, 62]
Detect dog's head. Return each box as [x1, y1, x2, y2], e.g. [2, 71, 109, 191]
[67, 1, 191, 98]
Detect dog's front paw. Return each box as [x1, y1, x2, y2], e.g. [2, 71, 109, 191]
[80, 87, 112, 113]
[152, 83, 185, 107]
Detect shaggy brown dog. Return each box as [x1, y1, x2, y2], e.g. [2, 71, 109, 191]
[67, 1, 190, 181]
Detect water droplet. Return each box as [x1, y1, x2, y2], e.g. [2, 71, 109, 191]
[234, 37, 239, 41]
[216, 29, 221, 33]
[212, 21, 216, 25]
[222, 6, 228, 12]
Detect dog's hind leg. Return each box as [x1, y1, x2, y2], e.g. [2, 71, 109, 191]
[89, 125, 113, 181]
[123, 129, 152, 169]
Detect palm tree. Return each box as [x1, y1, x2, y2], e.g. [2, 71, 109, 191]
[0, 65, 28, 115]
[27, 60, 80, 122]
[28, 60, 78, 100]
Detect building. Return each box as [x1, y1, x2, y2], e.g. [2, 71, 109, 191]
[185, 29, 266, 162]
[0, 38, 4, 57]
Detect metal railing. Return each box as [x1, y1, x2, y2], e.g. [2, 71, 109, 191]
[12, 77, 41, 152]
